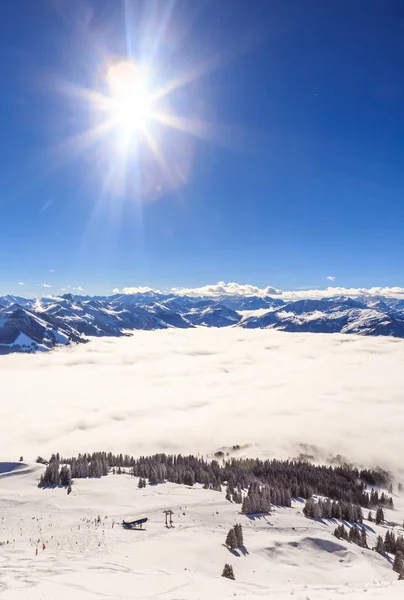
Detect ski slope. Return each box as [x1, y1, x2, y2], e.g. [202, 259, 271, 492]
[0, 462, 403, 599]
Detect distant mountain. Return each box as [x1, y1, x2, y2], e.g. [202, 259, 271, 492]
[184, 303, 241, 327]
[0, 304, 83, 354]
[240, 298, 404, 337]
[1, 292, 404, 354]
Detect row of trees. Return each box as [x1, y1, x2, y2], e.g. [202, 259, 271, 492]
[303, 498, 364, 523]
[334, 523, 368, 547]
[374, 537, 404, 578]
[333, 520, 404, 579]
[41, 452, 395, 512]
[384, 530, 404, 556]
[240, 482, 292, 515]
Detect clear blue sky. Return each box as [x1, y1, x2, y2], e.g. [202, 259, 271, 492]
[1, 0, 403, 296]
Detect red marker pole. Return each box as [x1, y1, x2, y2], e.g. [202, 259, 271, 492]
[36, 548, 38, 556]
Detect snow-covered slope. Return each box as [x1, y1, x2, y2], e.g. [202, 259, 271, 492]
[3, 292, 404, 354]
[0, 463, 403, 599]
[0, 304, 84, 354]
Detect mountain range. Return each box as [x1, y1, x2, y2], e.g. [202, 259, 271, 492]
[1, 292, 404, 354]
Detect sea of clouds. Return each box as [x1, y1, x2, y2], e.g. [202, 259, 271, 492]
[1, 329, 403, 474]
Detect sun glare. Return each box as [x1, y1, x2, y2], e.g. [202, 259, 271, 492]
[107, 61, 153, 133]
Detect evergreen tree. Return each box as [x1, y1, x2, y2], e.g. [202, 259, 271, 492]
[225, 528, 238, 550]
[375, 535, 385, 555]
[368, 511, 373, 522]
[375, 507, 384, 525]
[359, 526, 368, 548]
[349, 524, 360, 545]
[59, 465, 72, 487]
[183, 471, 195, 486]
[234, 524, 244, 548]
[393, 551, 404, 574]
[222, 564, 235, 580]
[40, 456, 60, 486]
[384, 531, 396, 554]
[149, 469, 158, 485]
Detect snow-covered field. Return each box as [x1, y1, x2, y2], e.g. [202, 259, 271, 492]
[0, 328, 403, 471]
[0, 462, 403, 599]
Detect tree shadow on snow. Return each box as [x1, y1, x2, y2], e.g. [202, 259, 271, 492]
[246, 513, 269, 521]
[222, 544, 240, 557]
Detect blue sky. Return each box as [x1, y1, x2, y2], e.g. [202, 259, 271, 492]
[1, 0, 404, 297]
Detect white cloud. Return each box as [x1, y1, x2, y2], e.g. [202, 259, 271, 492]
[113, 281, 404, 300]
[49, 269, 55, 273]
[114, 286, 153, 295]
[1, 330, 403, 472]
[170, 281, 281, 297]
[42, 284, 52, 288]
[72, 286, 84, 292]
[280, 286, 404, 299]
[18, 282, 24, 285]
[326, 276, 336, 281]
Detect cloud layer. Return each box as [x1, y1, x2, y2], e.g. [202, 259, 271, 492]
[1, 329, 403, 473]
[113, 280, 404, 300]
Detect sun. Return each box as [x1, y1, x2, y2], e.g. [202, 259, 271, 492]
[107, 61, 153, 134]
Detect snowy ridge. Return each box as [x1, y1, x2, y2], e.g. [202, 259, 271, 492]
[2, 292, 404, 353]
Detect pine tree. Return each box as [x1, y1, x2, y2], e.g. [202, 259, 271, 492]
[149, 469, 158, 485]
[368, 511, 373, 522]
[222, 563, 235, 580]
[375, 507, 384, 525]
[393, 551, 404, 574]
[360, 526, 368, 548]
[225, 528, 238, 550]
[60, 465, 72, 487]
[234, 524, 244, 548]
[225, 486, 232, 502]
[242, 495, 251, 515]
[183, 471, 195, 486]
[375, 535, 385, 555]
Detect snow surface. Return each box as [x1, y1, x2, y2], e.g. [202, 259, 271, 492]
[0, 463, 403, 599]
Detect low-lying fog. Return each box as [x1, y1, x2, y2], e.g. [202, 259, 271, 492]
[2, 329, 403, 473]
